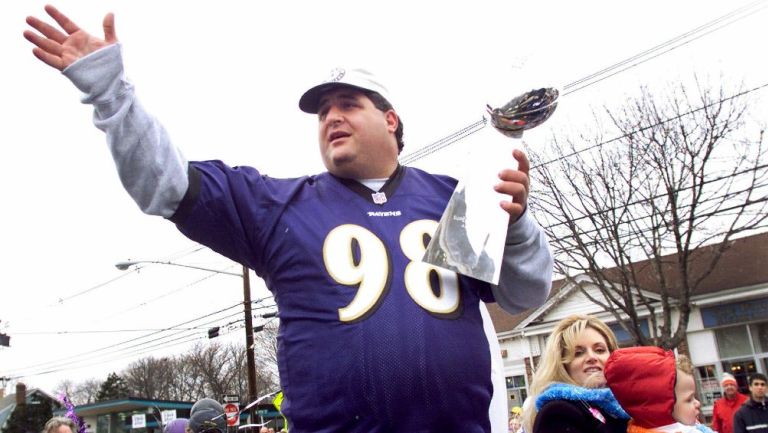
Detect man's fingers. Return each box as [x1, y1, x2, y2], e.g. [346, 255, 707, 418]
[23, 30, 63, 57]
[25, 15, 68, 44]
[32, 47, 64, 70]
[44, 4, 81, 36]
[513, 149, 530, 176]
[103, 13, 117, 43]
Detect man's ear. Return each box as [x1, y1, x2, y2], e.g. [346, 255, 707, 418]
[385, 109, 399, 133]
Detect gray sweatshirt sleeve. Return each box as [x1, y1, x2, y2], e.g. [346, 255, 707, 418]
[62, 44, 188, 218]
[491, 211, 553, 313]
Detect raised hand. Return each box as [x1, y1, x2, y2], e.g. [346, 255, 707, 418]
[24, 5, 117, 71]
[495, 148, 531, 222]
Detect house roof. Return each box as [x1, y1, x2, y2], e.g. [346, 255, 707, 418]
[71, 398, 194, 417]
[488, 231, 768, 333]
[0, 388, 61, 430]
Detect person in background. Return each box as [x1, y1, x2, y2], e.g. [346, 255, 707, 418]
[188, 399, 226, 433]
[42, 417, 78, 433]
[605, 346, 713, 433]
[523, 315, 629, 433]
[163, 418, 189, 433]
[733, 373, 768, 433]
[712, 373, 748, 433]
[509, 406, 523, 433]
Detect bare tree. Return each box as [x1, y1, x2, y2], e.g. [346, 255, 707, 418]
[75, 378, 102, 404]
[252, 321, 280, 398]
[123, 357, 176, 400]
[529, 79, 767, 350]
[54, 379, 75, 400]
[63, 338, 280, 403]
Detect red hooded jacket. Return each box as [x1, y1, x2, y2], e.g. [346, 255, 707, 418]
[712, 392, 748, 433]
[604, 346, 677, 428]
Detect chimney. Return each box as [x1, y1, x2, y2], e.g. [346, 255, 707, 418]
[15, 382, 26, 406]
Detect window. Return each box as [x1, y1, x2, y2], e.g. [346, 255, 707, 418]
[694, 364, 720, 406]
[609, 320, 650, 347]
[751, 322, 768, 353]
[506, 375, 528, 409]
[716, 326, 753, 358]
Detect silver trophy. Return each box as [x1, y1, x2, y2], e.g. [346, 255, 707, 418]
[422, 88, 559, 284]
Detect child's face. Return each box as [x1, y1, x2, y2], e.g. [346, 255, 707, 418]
[673, 372, 701, 425]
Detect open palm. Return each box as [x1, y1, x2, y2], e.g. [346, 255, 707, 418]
[24, 5, 117, 71]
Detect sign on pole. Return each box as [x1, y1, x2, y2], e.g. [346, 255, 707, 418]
[224, 403, 240, 427]
[161, 410, 177, 426]
[222, 394, 240, 404]
[132, 414, 146, 429]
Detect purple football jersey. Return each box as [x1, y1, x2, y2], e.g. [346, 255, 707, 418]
[172, 161, 498, 433]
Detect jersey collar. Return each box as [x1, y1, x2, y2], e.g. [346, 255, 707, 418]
[333, 164, 405, 206]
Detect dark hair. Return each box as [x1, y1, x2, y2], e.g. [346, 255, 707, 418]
[364, 90, 405, 154]
[749, 373, 768, 385]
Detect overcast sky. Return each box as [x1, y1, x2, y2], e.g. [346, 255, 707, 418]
[1, 0, 766, 396]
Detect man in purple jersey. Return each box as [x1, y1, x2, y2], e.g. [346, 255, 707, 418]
[25, 6, 553, 433]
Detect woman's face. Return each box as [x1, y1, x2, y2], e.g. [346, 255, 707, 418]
[565, 326, 611, 387]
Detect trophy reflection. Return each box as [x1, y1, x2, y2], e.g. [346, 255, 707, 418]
[423, 87, 559, 284]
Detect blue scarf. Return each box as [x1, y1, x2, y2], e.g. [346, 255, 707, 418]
[536, 383, 630, 420]
[695, 424, 716, 433]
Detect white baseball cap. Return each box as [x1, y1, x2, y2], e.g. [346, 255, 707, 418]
[299, 67, 391, 114]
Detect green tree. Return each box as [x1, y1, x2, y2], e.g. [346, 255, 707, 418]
[96, 372, 131, 401]
[3, 396, 53, 433]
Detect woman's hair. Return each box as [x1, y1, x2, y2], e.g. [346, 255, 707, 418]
[43, 417, 78, 433]
[522, 314, 619, 432]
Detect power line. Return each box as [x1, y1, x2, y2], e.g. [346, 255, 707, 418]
[93, 268, 233, 322]
[2, 301, 243, 375]
[563, 0, 768, 94]
[399, 118, 486, 166]
[401, 1, 768, 164]
[10, 328, 209, 335]
[530, 82, 768, 170]
[538, 186, 768, 248]
[536, 164, 768, 231]
[5, 297, 277, 379]
[49, 243, 210, 307]
[15, 335, 207, 379]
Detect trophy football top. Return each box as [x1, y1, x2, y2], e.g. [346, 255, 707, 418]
[486, 87, 559, 138]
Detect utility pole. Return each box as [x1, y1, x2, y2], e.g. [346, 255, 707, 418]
[115, 260, 261, 422]
[242, 266, 257, 424]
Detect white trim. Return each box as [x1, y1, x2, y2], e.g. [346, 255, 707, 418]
[480, 302, 507, 433]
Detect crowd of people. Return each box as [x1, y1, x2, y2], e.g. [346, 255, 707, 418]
[43, 312, 764, 433]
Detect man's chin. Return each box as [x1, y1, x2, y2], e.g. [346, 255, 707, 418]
[326, 154, 358, 175]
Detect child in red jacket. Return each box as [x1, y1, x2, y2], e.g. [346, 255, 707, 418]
[604, 346, 714, 433]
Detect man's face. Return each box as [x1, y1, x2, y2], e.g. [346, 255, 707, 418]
[750, 378, 767, 401]
[723, 382, 738, 398]
[317, 88, 399, 179]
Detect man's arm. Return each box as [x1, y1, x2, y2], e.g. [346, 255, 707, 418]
[491, 149, 553, 313]
[25, 6, 187, 217]
[733, 409, 746, 433]
[711, 401, 723, 433]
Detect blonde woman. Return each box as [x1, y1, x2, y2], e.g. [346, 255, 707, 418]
[523, 315, 629, 433]
[42, 417, 78, 433]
